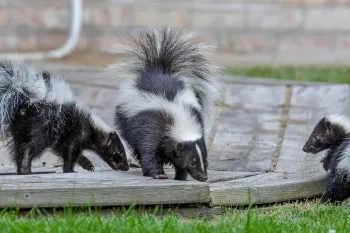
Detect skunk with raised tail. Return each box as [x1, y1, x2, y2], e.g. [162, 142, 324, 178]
[303, 114, 350, 204]
[107, 27, 222, 181]
[0, 60, 129, 175]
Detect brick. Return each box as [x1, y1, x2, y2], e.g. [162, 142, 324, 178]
[18, 35, 38, 51]
[176, 9, 189, 27]
[189, 10, 244, 29]
[1, 35, 38, 52]
[83, 7, 111, 26]
[0, 8, 8, 27]
[8, 8, 45, 28]
[229, 35, 276, 53]
[281, 0, 333, 4]
[43, 8, 70, 30]
[305, 8, 350, 30]
[248, 6, 303, 29]
[93, 35, 125, 51]
[336, 36, 350, 51]
[335, 0, 350, 3]
[0, 37, 7, 51]
[278, 36, 334, 52]
[132, 6, 183, 27]
[108, 6, 123, 26]
[37, 32, 67, 50]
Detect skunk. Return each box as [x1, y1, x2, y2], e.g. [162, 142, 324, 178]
[0, 60, 129, 175]
[107, 27, 222, 182]
[303, 114, 350, 203]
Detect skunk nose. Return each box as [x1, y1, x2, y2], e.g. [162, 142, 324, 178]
[302, 146, 307, 152]
[199, 175, 208, 182]
[117, 163, 129, 171]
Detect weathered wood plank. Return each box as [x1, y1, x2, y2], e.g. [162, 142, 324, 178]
[210, 172, 326, 206]
[275, 85, 350, 173]
[93, 89, 117, 109]
[70, 85, 100, 106]
[0, 171, 210, 208]
[90, 108, 115, 128]
[209, 84, 285, 172]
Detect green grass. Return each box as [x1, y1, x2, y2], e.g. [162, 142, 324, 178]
[224, 66, 350, 84]
[1, 201, 350, 233]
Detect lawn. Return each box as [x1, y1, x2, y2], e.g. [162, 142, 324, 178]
[1, 201, 350, 233]
[224, 66, 350, 84]
[3, 66, 350, 233]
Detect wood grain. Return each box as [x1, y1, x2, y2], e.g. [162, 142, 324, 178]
[210, 172, 326, 206]
[0, 171, 210, 208]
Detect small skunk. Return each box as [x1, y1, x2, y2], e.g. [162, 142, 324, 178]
[107, 27, 222, 182]
[303, 114, 350, 203]
[0, 60, 129, 175]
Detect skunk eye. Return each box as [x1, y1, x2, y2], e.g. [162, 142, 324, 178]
[189, 161, 196, 167]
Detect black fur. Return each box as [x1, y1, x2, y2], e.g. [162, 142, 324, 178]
[136, 69, 185, 101]
[8, 102, 128, 175]
[116, 106, 208, 182]
[303, 116, 350, 204]
[0, 61, 128, 174]
[320, 139, 350, 204]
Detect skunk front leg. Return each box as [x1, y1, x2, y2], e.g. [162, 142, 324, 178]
[174, 166, 187, 181]
[321, 171, 350, 204]
[140, 153, 167, 179]
[62, 146, 81, 173]
[15, 149, 32, 175]
[16, 147, 44, 175]
[77, 154, 95, 171]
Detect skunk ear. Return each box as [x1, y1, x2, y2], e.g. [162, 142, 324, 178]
[103, 132, 114, 147]
[42, 70, 51, 80]
[325, 121, 332, 134]
[176, 142, 184, 153]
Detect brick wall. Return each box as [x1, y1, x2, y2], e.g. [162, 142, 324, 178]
[1, 0, 350, 64]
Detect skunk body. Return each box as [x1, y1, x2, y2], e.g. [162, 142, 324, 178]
[303, 114, 350, 203]
[108, 27, 222, 181]
[0, 61, 129, 174]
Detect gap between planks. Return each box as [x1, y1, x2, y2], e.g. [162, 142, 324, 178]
[270, 85, 292, 171]
[207, 90, 226, 152]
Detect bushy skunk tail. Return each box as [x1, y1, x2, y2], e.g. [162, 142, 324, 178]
[0, 60, 73, 137]
[106, 27, 223, 125]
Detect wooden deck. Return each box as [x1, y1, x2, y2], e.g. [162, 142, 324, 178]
[0, 63, 348, 208]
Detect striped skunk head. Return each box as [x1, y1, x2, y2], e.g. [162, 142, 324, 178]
[167, 139, 208, 182]
[303, 115, 350, 154]
[94, 131, 129, 171]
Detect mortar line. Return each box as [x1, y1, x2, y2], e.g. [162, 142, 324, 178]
[207, 90, 226, 152]
[270, 85, 292, 171]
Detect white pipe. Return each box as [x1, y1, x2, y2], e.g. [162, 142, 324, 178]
[0, 0, 83, 60]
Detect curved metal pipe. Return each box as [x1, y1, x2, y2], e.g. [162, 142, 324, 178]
[0, 0, 83, 60]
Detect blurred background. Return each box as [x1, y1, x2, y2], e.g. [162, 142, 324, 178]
[0, 0, 350, 68]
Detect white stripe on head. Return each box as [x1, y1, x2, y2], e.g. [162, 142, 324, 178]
[195, 143, 204, 172]
[326, 114, 350, 133]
